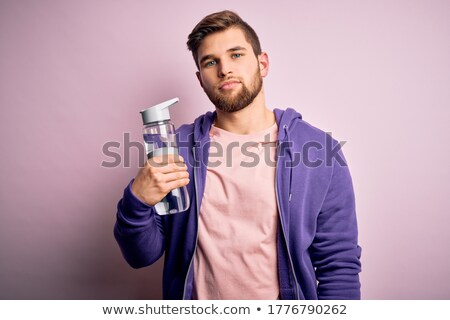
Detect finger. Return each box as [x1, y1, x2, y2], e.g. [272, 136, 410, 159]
[146, 160, 187, 173]
[163, 178, 190, 192]
[161, 170, 190, 183]
[157, 163, 188, 174]
[147, 154, 185, 166]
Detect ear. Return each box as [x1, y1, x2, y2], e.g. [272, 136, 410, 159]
[196, 71, 204, 88]
[258, 52, 269, 77]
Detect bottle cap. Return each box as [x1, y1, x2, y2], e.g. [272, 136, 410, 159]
[140, 97, 179, 125]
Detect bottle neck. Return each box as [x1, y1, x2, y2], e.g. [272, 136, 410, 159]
[143, 120, 175, 135]
[144, 119, 171, 125]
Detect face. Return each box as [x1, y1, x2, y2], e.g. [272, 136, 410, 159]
[195, 27, 269, 113]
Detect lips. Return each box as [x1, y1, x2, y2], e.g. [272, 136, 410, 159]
[219, 79, 241, 90]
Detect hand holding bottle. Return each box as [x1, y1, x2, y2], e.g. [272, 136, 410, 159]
[131, 154, 189, 207]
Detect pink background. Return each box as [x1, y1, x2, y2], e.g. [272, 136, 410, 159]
[1, 0, 449, 299]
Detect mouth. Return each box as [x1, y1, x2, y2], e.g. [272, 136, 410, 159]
[219, 79, 241, 90]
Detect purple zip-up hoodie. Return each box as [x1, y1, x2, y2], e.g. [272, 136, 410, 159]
[114, 108, 362, 300]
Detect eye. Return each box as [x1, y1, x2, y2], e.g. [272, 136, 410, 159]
[232, 53, 242, 59]
[205, 60, 216, 68]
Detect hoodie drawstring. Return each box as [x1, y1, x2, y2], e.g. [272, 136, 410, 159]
[282, 124, 293, 202]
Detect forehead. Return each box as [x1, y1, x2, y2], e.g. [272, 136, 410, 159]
[197, 27, 251, 57]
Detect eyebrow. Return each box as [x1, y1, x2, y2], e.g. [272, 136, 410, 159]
[199, 46, 248, 65]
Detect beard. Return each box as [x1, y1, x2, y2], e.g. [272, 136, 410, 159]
[203, 68, 263, 113]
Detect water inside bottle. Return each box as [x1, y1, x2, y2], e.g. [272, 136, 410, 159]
[143, 133, 176, 155]
[143, 133, 189, 215]
[154, 187, 189, 214]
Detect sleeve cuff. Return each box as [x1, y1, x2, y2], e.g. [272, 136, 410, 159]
[120, 179, 155, 219]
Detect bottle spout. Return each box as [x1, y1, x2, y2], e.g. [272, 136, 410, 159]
[140, 97, 179, 125]
[152, 97, 179, 112]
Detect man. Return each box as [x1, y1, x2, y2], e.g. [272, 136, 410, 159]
[114, 10, 362, 300]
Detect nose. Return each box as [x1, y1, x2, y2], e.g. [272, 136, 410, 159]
[217, 60, 232, 78]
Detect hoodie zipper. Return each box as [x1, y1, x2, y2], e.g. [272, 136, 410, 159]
[275, 126, 300, 299]
[182, 147, 200, 299]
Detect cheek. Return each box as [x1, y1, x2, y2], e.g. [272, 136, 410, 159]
[202, 74, 218, 90]
[243, 63, 260, 81]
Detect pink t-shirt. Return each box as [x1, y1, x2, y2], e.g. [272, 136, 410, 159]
[193, 122, 279, 299]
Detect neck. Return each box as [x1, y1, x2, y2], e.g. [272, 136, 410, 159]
[214, 88, 275, 134]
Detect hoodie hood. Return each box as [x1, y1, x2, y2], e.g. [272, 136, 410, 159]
[192, 108, 302, 142]
[193, 111, 215, 143]
[273, 108, 302, 142]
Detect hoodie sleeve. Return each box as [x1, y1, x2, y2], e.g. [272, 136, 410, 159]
[114, 179, 165, 268]
[309, 150, 362, 300]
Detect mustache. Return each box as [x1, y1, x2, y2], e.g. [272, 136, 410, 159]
[217, 77, 242, 88]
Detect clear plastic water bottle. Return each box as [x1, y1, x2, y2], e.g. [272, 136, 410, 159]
[140, 97, 190, 215]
